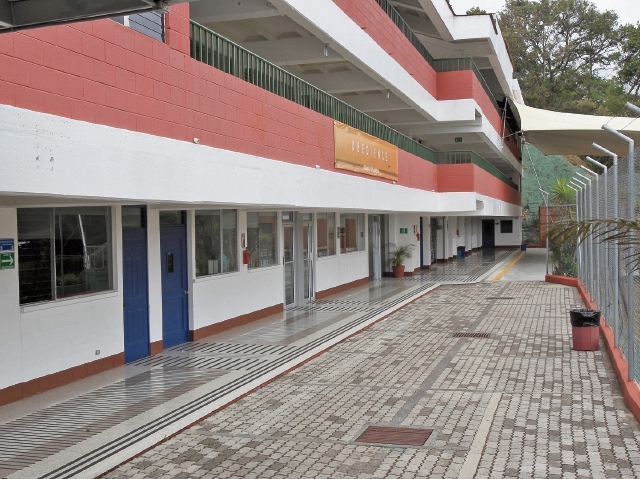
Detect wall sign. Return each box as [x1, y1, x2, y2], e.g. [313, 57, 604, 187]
[334, 121, 399, 181]
[399, 228, 408, 234]
[0, 252, 14, 270]
[0, 239, 14, 251]
[455, 137, 462, 143]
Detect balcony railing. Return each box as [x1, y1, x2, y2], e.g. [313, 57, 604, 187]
[434, 151, 518, 190]
[374, 0, 502, 117]
[189, 21, 517, 192]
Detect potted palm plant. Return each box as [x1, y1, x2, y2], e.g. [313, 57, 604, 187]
[386, 243, 414, 278]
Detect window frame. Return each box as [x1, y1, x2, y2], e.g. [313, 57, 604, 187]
[194, 209, 238, 278]
[316, 212, 336, 259]
[17, 206, 114, 306]
[247, 211, 279, 269]
[500, 220, 514, 234]
[339, 213, 365, 254]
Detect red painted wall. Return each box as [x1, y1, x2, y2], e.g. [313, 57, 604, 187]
[437, 163, 520, 205]
[0, 6, 517, 205]
[332, 0, 437, 97]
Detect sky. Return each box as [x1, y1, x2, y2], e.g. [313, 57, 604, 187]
[448, 0, 640, 25]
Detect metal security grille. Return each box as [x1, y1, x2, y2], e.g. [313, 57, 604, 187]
[355, 426, 433, 446]
[452, 332, 491, 338]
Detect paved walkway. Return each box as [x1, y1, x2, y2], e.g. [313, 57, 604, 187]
[103, 280, 640, 479]
[0, 249, 514, 479]
[498, 248, 548, 282]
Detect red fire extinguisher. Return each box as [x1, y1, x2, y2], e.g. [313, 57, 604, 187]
[242, 249, 249, 265]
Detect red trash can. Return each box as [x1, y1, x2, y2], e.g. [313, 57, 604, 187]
[569, 309, 600, 351]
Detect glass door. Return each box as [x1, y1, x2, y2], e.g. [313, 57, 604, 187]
[303, 222, 314, 300]
[371, 216, 381, 280]
[283, 224, 295, 306]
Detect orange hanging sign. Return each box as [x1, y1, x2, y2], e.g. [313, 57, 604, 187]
[334, 121, 399, 181]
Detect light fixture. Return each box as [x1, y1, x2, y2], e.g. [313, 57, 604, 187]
[386, 89, 390, 99]
[324, 43, 329, 57]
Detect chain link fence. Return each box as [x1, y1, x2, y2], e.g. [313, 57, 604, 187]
[568, 146, 640, 382]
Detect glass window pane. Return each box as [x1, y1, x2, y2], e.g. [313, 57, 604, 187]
[327, 213, 335, 256]
[317, 213, 327, 258]
[195, 210, 221, 277]
[222, 210, 237, 273]
[18, 208, 54, 305]
[340, 213, 363, 253]
[159, 211, 184, 225]
[248, 211, 277, 268]
[55, 207, 111, 299]
[122, 206, 144, 228]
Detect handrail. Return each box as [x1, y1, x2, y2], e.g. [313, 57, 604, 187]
[189, 20, 517, 191]
[374, 0, 502, 115]
[434, 151, 518, 190]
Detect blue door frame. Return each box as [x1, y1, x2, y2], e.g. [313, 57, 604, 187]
[160, 223, 189, 348]
[122, 224, 150, 363]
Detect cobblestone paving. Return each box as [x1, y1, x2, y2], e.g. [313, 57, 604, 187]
[103, 282, 640, 478]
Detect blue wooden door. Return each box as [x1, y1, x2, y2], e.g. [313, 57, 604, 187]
[160, 224, 189, 348]
[123, 227, 150, 363]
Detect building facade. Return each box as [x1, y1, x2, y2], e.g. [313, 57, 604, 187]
[0, 0, 522, 405]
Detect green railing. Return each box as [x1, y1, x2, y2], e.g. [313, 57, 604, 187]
[189, 21, 517, 191]
[374, 0, 502, 117]
[434, 151, 518, 190]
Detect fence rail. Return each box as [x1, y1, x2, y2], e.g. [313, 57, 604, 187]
[190, 21, 518, 191]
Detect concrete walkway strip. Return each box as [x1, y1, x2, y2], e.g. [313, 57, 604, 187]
[458, 393, 502, 478]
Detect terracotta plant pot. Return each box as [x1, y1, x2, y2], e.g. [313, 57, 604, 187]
[392, 265, 405, 278]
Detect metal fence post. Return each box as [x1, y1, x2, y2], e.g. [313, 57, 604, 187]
[603, 122, 635, 380]
[572, 177, 588, 286]
[586, 156, 609, 329]
[576, 171, 594, 295]
[581, 166, 600, 308]
[568, 184, 581, 278]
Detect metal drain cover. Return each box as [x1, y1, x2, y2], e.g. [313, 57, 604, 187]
[355, 426, 433, 446]
[452, 332, 491, 338]
[486, 297, 514, 300]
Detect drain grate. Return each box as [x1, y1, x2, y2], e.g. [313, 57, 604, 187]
[486, 297, 514, 300]
[355, 426, 433, 446]
[452, 332, 491, 338]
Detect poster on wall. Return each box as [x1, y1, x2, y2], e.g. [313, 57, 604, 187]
[334, 121, 399, 181]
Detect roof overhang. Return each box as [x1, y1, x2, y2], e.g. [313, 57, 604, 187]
[0, 0, 184, 33]
[514, 102, 640, 156]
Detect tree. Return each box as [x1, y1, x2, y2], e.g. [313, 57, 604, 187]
[619, 23, 640, 96]
[466, 7, 487, 15]
[499, 0, 620, 113]
[550, 178, 576, 205]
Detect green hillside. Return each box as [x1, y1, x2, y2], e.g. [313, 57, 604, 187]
[520, 144, 580, 244]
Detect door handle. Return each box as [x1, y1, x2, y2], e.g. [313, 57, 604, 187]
[184, 290, 189, 295]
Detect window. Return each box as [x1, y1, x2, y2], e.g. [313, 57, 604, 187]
[112, 12, 164, 42]
[500, 220, 513, 234]
[195, 210, 237, 277]
[316, 213, 336, 258]
[247, 212, 277, 268]
[340, 213, 365, 253]
[18, 207, 112, 305]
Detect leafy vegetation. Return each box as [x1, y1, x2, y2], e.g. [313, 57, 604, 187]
[499, 0, 639, 116]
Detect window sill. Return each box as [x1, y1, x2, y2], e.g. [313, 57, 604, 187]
[21, 291, 119, 313]
[316, 255, 338, 261]
[339, 250, 367, 255]
[194, 270, 241, 283]
[247, 264, 281, 273]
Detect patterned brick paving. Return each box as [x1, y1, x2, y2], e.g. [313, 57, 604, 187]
[103, 281, 640, 478]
